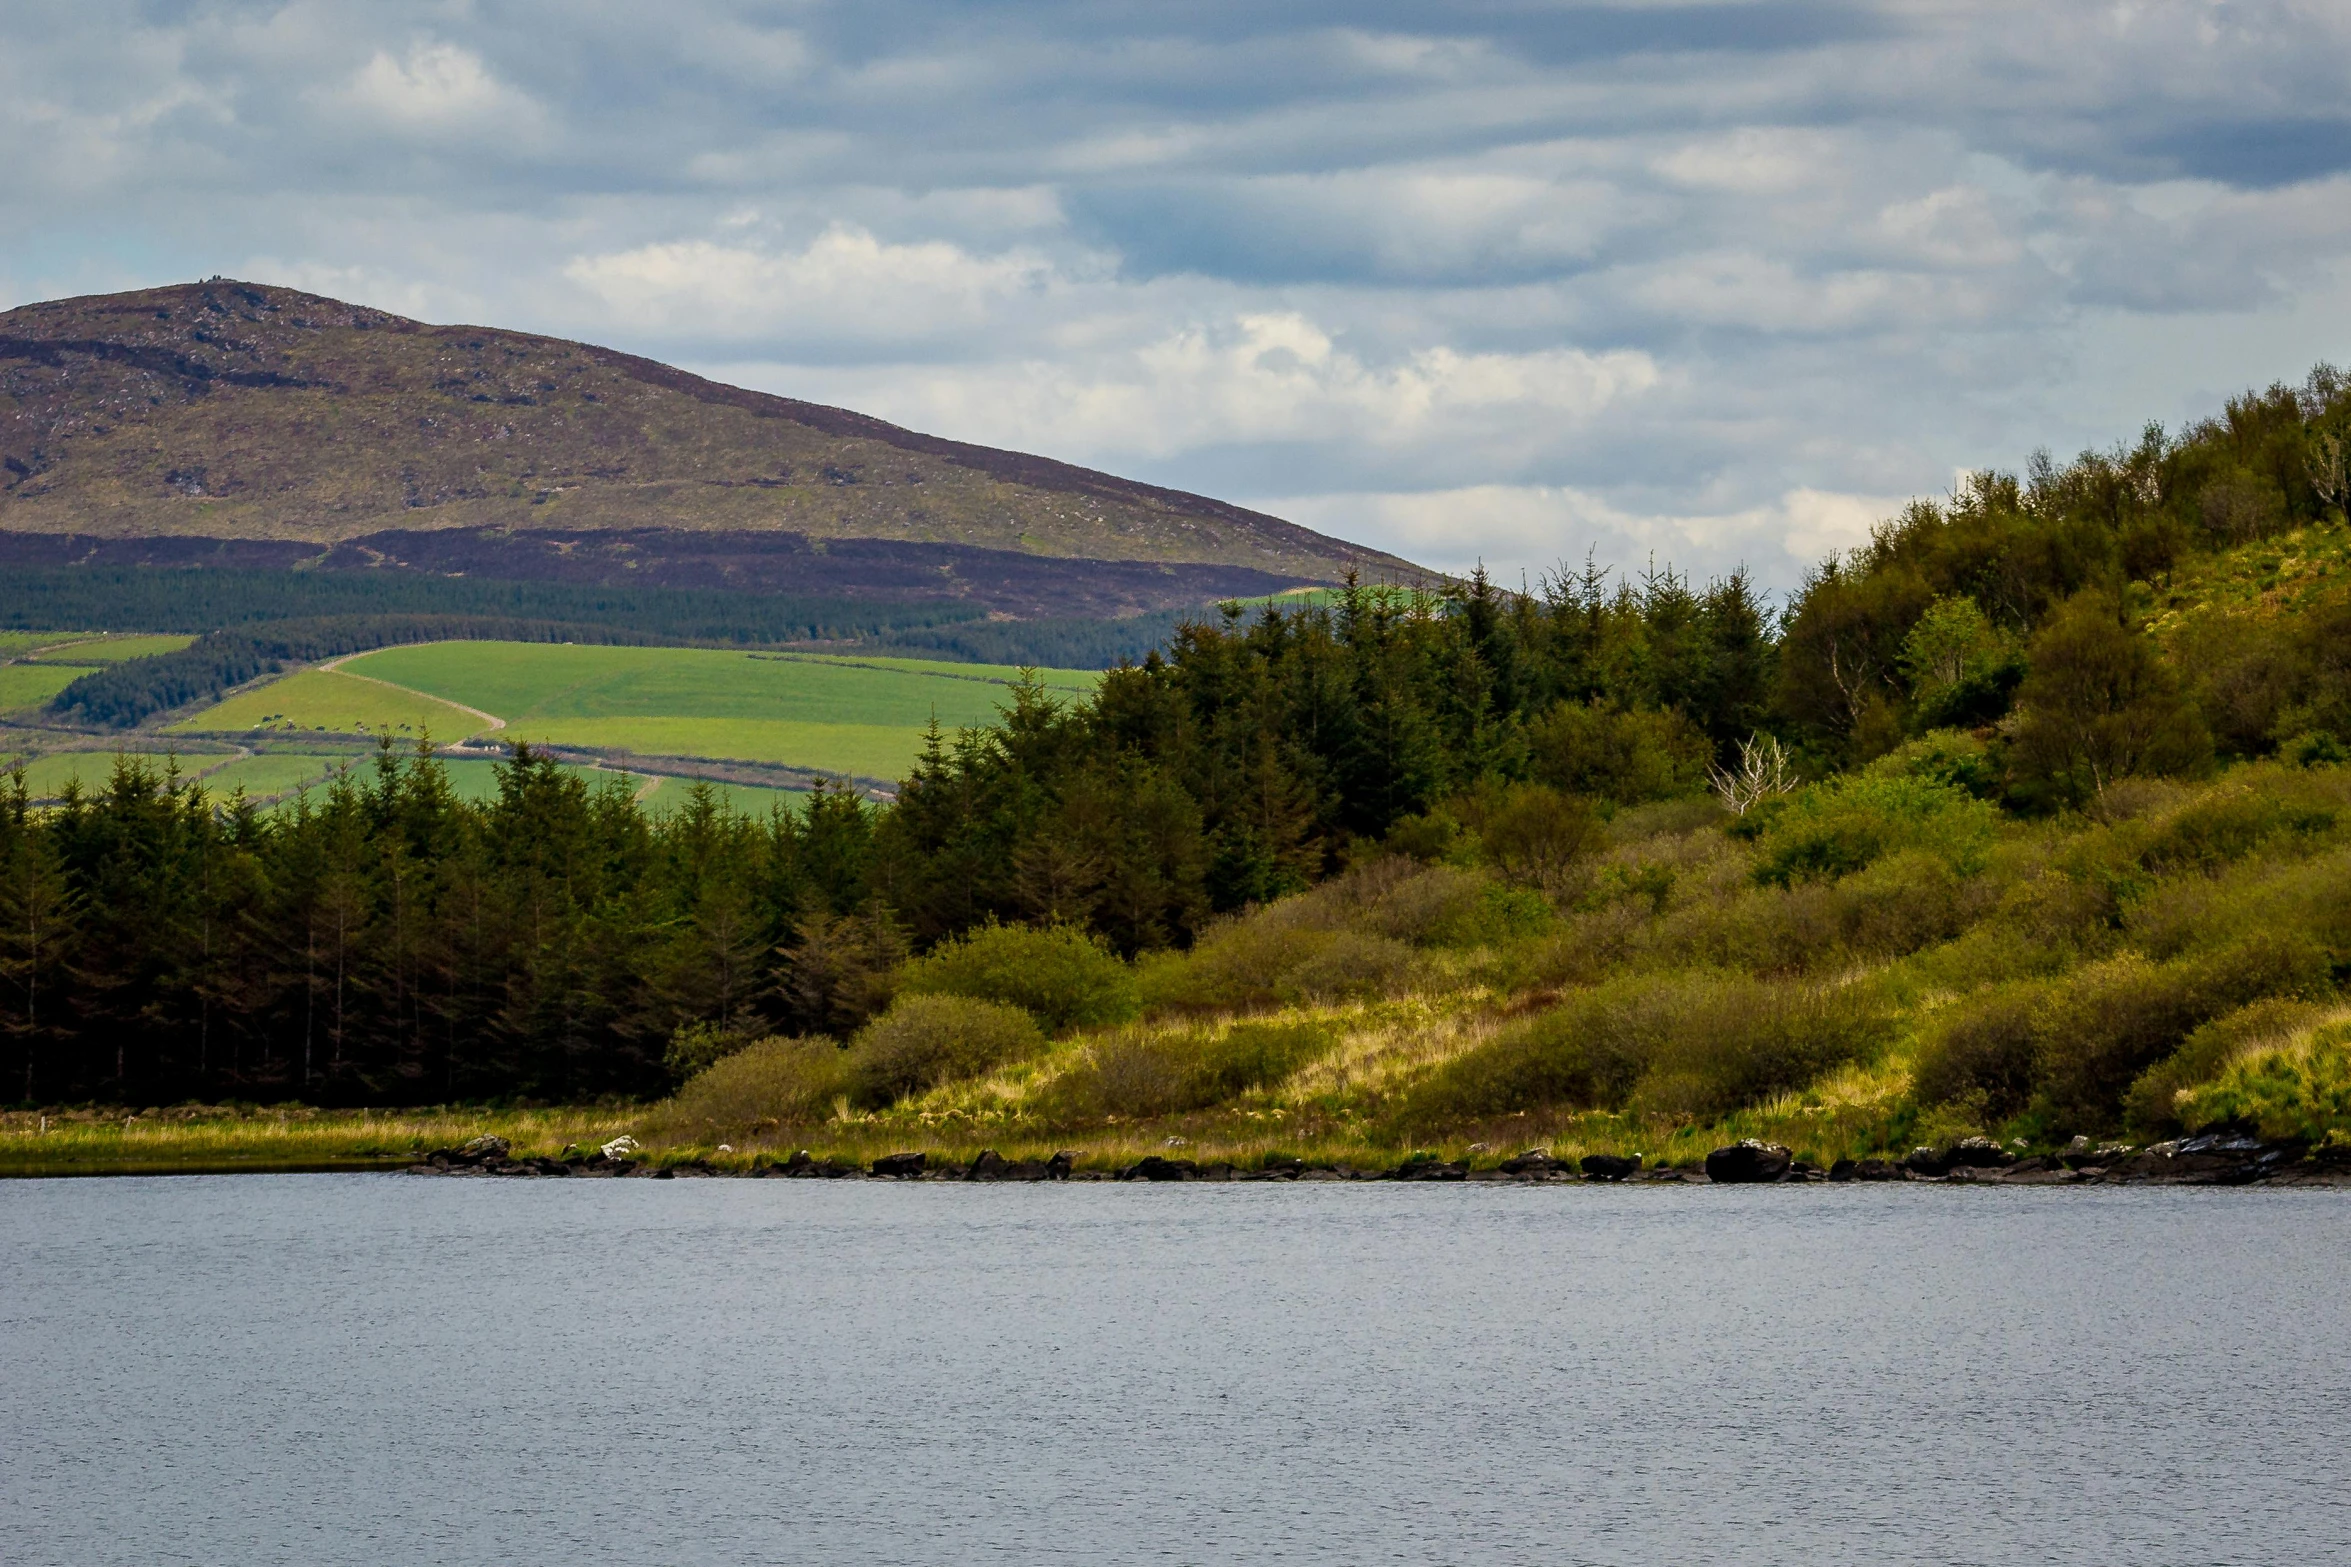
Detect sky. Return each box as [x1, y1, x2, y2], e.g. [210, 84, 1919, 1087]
[6, 1, 2350, 594]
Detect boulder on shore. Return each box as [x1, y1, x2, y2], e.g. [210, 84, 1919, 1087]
[1580, 1153, 1642, 1181]
[870, 1151, 927, 1178]
[1704, 1140, 1793, 1183]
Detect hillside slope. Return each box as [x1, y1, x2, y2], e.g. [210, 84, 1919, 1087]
[0, 279, 1422, 610]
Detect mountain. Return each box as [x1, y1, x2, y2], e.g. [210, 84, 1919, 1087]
[0, 280, 1426, 617]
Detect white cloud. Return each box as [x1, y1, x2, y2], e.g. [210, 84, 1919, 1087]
[564, 225, 1059, 343]
[331, 40, 538, 134]
[745, 310, 1659, 463]
[1269, 484, 1910, 586]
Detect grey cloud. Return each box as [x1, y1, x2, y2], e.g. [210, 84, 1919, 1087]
[6, 0, 2351, 590]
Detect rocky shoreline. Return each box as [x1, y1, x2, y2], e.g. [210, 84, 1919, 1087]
[406, 1131, 2351, 1187]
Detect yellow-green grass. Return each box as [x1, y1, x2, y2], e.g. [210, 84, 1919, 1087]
[173, 642, 1104, 781]
[0, 631, 76, 658]
[23, 632, 197, 664]
[0, 663, 84, 712]
[348, 640, 1096, 727]
[171, 668, 489, 740]
[780, 652, 1100, 692]
[198, 753, 343, 802]
[0, 1106, 635, 1177]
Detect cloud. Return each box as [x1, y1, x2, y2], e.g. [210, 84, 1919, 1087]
[1270, 484, 1909, 587]
[7, 0, 2351, 591]
[329, 40, 540, 135]
[564, 225, 1060, 346]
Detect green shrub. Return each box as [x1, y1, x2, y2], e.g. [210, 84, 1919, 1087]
[2124, 997, 2333, 1136]
[2178, 1011, 2351, 1142]
[899, 919, 1139, 1034]
[656, 1035, 852, 1136]
[1054, 1018, 1339, 1119]
[1137, 883, 1432, 1013]
[845, 994, 1046, 1109]
[1753, 772, 1997, 887]
[1912, 981, 2051, 1118]
[663, 1018, 760, 1084]
[1473, 785, 1605, 885]
[2034, 931, 2333, 1131]
[1526, 701, 1712, 803]
[1400, 970, 1891, 1125]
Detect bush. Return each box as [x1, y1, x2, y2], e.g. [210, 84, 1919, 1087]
[899, 919, 1139, 1034]
[845, 994, 1046, 1109]
[1912, 981, 2050, 1118]
[1526, 701, 1712, 803]
[1054, 1018, 1339, 1119]
[1400, 970, 1891, 1125]
[1753, 771, 1997, 887]
[663, 1018, 760, 1084]
[1137, 879, 1434, 1013]
[2124, 997, 2333, 1136]
[655, 1035, 852, 1136]
[2034, 931, 2333, 1131]
[2178, 1011, 2351, 1143]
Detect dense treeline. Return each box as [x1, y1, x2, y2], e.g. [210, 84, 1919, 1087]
[0, 748, 888, 1104]
[0, 564, 986, 644]
[9, 365, 2351, 1112]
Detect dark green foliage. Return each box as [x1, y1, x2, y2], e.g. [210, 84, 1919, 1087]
[2033, 933, 2332, 1132]
[844, 993, 1044, 1108]
[1401, 970, 1891, 1126]
[2007, 592, 2211, 806]
[1772, 365, 2351, 761]
[897, 919, 1140, 1034]
[0, 746, 885, 1105]
[1050, 1017, 1337, 1120]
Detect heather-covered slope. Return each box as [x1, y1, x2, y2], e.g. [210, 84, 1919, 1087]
[0, 279, 1421, 593]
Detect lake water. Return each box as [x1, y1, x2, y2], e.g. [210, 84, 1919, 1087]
[5, 1177, 2348, 1565]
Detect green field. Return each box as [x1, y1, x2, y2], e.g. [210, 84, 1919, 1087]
[175, 641, 1100, 781]
[171, 668, 490, 741]
[0, 664, 85, 712]
[23, 633, 197, 664]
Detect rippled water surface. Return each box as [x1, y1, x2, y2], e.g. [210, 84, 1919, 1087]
[6, 1176, 2350, 1565]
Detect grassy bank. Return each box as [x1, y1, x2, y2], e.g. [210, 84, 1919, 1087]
[0, 1106, 635, 1178]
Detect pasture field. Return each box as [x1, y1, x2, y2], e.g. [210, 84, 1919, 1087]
[171, 668, 490, 741]
[0, 664, 84, 712]
[173, 640, 1100, 781]
[24, 633, 197, 664]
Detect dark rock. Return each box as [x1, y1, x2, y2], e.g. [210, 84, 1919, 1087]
[1123, 1155, 1197, 1181]
[1391, 1157, 1468, 1181]
[459, 1134, 510, 1163]
[1580, 1153, 1642, 1181]
[1499, 1148, 1557, 1175]
[968, 1149, 1008, 1181]
[1853, 1158, 1903, 1181]
[1260, 1154, 1306, 1176]
[999, 1160, 1052, 1181]
[1901, 1145, 1954, 1177]
[1947, 1136, 2016, 1169]
[653, 1166, 675, 1180]
[1828, 1159, 1857, 1182]
[1046, 1151, 1074, 1180]
[870, 1151, 927, 1178]
[1704, 1141, 1792, 1183]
